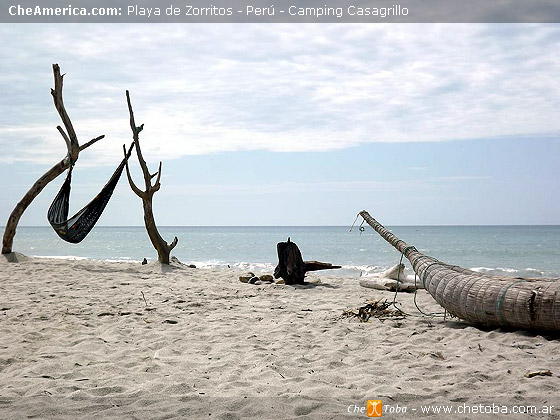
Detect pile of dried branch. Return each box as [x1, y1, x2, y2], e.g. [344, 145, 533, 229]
[342, 299, 407, 322]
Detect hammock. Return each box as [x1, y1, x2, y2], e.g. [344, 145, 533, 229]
[47, 142, 135, 243]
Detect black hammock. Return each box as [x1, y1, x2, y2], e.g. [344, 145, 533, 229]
[47, 142, 135, 243]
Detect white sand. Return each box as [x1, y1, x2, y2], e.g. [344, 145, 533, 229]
[1, 255, 559, 419]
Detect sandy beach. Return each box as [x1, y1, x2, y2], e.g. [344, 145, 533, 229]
[1, 254, 559, 419]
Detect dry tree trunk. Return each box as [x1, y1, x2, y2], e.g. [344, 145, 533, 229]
[123, 91, 178, 264]
[2, 64, 105, 255]
[274, 238, 341, 284]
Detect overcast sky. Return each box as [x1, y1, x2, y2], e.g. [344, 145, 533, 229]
[0, 24, 559, 226]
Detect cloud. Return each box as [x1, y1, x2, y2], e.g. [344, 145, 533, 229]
[163, 175, 490, 196]
[1, 23, 559, 165]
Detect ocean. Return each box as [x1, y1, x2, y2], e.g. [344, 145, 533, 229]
[7, 225, 560, 279]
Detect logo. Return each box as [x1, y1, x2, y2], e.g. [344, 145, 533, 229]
[367, 400, 382, 417]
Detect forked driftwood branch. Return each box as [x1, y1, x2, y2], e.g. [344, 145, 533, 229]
[2, 64, 105, 255]
[358, 210, 560, 331]
[123, 91, 178, 264]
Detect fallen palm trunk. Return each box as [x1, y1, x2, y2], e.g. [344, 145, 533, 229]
[358, 210, 560, 331]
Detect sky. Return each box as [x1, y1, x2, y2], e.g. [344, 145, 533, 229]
[0, 23, 559, 226]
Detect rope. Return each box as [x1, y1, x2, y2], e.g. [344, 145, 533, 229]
[390, 249, 408, 314]
[350, 215, 366, 235]
[349, 214, 360, 232]
[412, 272, 447, 318]
[358, 220, 365, 235]
[390, 246, 419, 314]
[402, 245, 416, 255]
[392, 251, 447, 318]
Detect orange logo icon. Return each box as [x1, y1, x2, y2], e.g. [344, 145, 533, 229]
[367, 400, 382, 417]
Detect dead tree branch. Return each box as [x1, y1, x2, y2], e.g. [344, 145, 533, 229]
[123, 90, 178, 264]
[79, 135, 105, 151]
[2, 64, 105, 255]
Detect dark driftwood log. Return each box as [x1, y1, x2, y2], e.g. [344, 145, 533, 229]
[123, 91, 178, 264]
[274, 238, 341, 285]
[2, 64, 105, 255]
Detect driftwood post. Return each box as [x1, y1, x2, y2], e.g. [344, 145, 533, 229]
[2, 64, 105, 255]
[274, 238, 341, 284]
[123, 91, 178, 264]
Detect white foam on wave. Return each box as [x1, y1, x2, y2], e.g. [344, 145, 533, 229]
[498, 267, 518, 273]
[34, 255, 144, 263]
[471, 266, 547, 277]
[525, 268, 545, 275]
[31, 255, 551, 279]
[188, 261, 387, 277]
[34, 255, 89, 261]
[471, 266, 509, 273]
[188, 260, 276, 273]
[101, 257, 143, 263]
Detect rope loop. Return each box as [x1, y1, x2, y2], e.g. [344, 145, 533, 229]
[403, 245, 417, 254]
